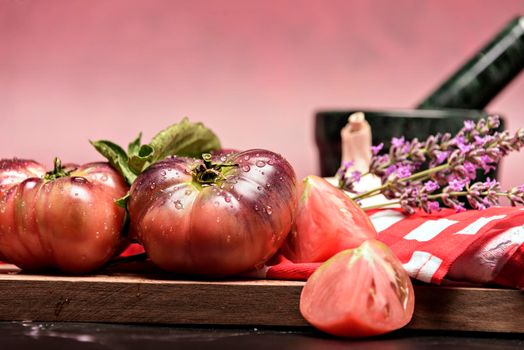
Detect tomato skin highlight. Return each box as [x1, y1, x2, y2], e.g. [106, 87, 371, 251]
[281, 176, 377, 263]
[300, 240, 415, 338]
[128, 149, 298, 276]
[0, 159, 128, 273]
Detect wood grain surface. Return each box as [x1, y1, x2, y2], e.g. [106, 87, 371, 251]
[1, 264, 523, 332]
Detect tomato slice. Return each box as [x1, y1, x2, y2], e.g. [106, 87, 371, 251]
[281, 176, 377, 263]
[300, 240, 415, 338]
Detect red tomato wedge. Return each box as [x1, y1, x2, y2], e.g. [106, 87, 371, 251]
[281, 175, 377, 263]
[300, 240, 415, 338]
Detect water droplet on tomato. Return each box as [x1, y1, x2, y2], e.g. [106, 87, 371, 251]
[266, 206, 273, 215]
[150, 184, 156, 190]
[254, 205, 259, 211]
[244, 155, 250, 161]
[268, 159, 275, 166]
[174, 200, 183, 210]
[242, 165, 250, 172]
[261, 171, 265, 175]
[160, 170, 167, 176]
[226, 234, 231, 243]
[265, 183, 271, 189]
[100, 174, 109, 182]
[256, 160, 265, 168]
[71, 176, 87, 184]
[257, 186, 262, 191]
[220, 156, 227, 162]
[216, 216, 221, 223]
[184, 189, 192, 196]
[255, 153, 260, 157]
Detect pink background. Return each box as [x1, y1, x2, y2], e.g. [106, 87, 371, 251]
[1, 0, 524, 188]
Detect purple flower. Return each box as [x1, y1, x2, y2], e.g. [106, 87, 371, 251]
[391, 136, 405, 148]
[475, 203, 487, 210]
[353, 115, 524, 214]
[396, 165, 412, 179]
[434, 151, 449, 165]
[449, 178, 468, 192]
[463, 120, 475, 132]
[453, 135, 474, 155]
[458, 142, 473, 155]
[371, 143, 384, 155]
[385, 165, 397, 177]
[478, 155, 495, 174]
[428, 201, 440, 212]
[424, 180, 439, 193]
[483, 177, 498, 188]
[350, 170, 362, 183]
[453, 203, 466, 213]
[487, 115, 501, 129]
[474, 135, 494, 146]
[341, 160, 354, 169]
[463, 161, 477, 179]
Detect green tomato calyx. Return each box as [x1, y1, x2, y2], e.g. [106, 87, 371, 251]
[43, 157, 76, 182]
[193, 153, 238, 186]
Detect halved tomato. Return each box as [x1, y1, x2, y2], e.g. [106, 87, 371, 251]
[281, 176, 377, 263]
[300, 239, 415, 338]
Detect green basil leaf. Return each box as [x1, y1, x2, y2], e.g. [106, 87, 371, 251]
[127, 133, 142, 157]
[90, 140, 137, 184]
[149, 117, 221, 161]
[115, 192, 130, 208]
[128, 144, 155, 174]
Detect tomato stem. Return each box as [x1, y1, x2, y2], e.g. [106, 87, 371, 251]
[193, 154, 238, 186]
[43, 157, 75, 182]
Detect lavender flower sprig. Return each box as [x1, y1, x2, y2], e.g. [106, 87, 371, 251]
[337, 115, 524, 214]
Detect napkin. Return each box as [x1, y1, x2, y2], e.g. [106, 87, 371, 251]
[251, 207, 524, 290]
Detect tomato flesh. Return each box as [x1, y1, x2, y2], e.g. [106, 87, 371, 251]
[281, 176, 377, 263]
[300, 240, 415, 338]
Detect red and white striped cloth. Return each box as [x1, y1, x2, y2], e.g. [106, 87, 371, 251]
[253, 207, 524, 290]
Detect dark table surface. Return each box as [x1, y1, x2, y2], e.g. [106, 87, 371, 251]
[1, 322, 524, 350]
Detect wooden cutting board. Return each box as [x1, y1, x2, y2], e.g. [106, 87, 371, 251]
[1, 264, 522, 333]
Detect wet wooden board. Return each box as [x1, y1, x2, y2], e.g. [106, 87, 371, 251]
[0, 264, 523, 333]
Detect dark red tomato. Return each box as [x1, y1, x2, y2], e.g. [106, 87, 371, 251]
[0, 158, 128, 273]
[300, 240, 415, 338]
[281, 175, 377, 263]
[128, 149, 297, 276]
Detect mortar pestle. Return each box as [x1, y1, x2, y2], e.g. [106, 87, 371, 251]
[315, 16, 524, 178]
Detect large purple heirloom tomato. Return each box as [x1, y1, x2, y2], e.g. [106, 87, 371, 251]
[128, 149, 298, 276]
[0, 158, 128, 273]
